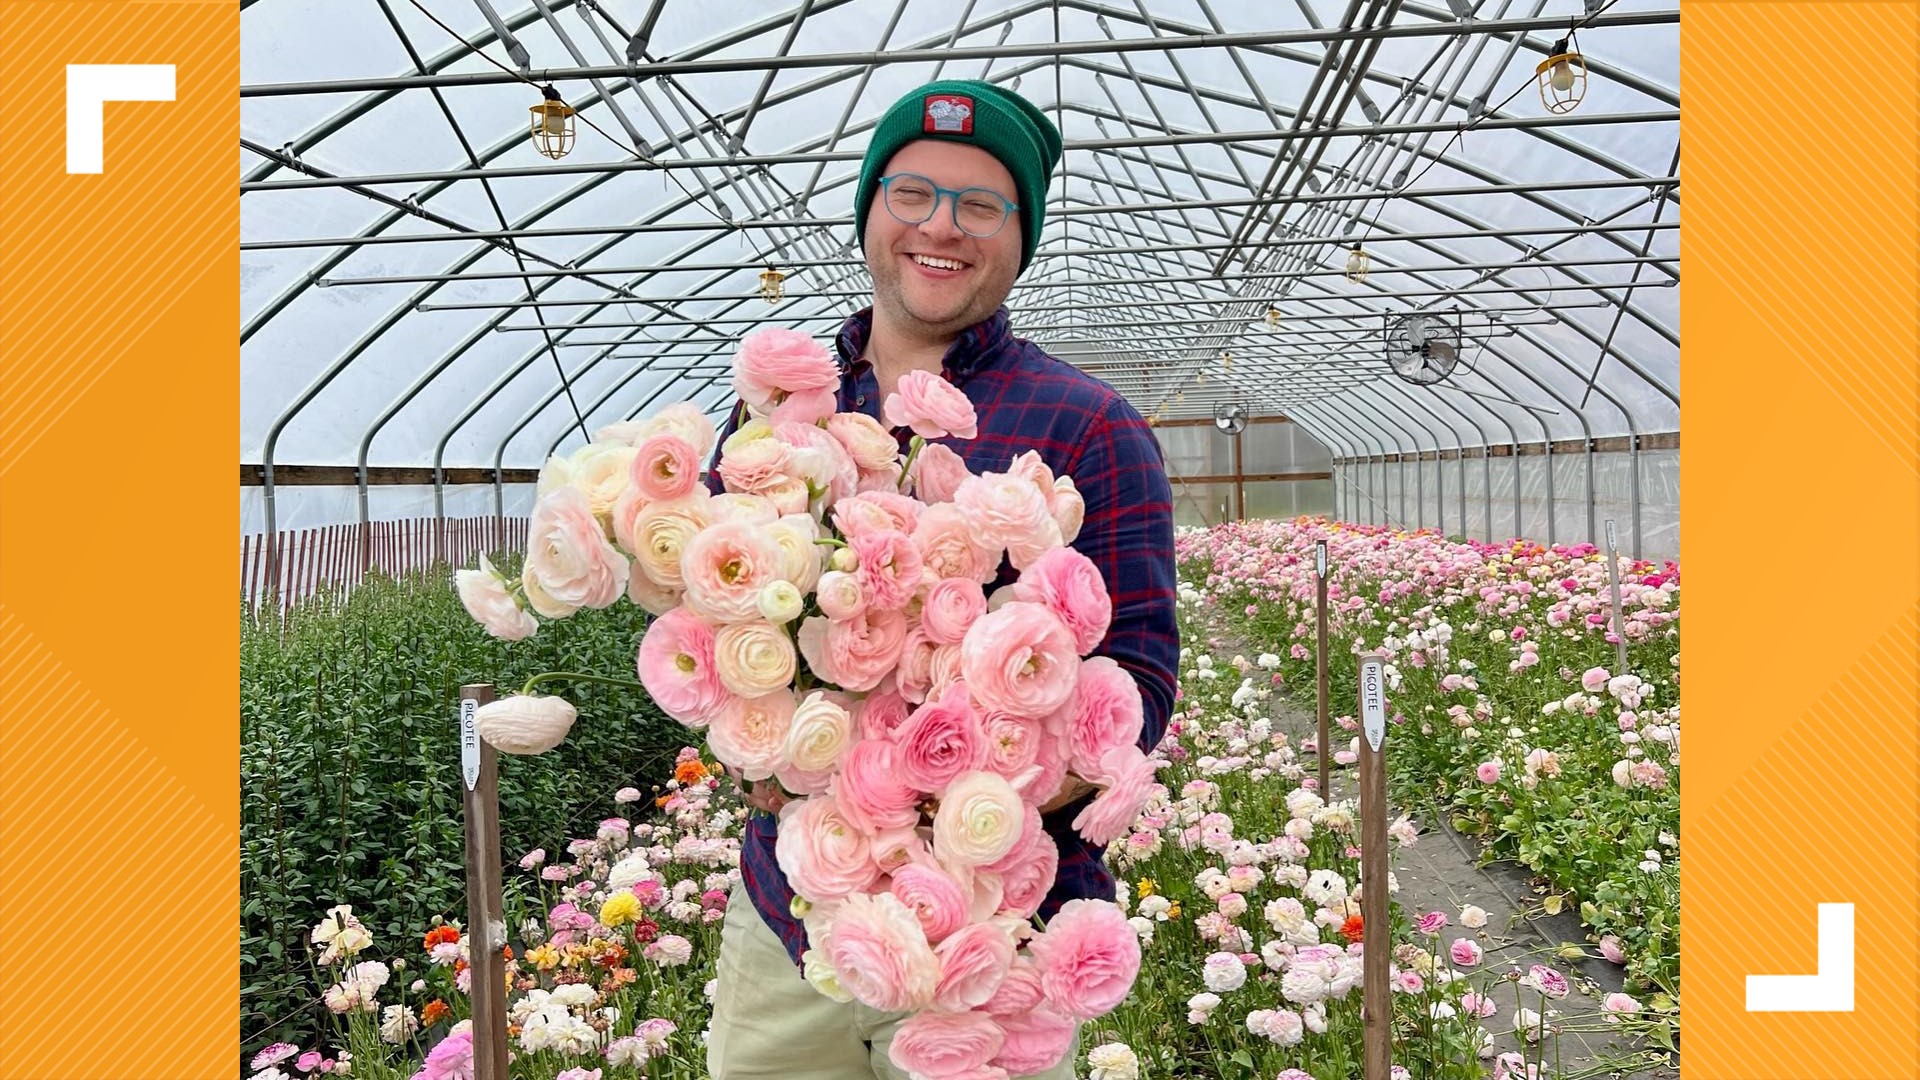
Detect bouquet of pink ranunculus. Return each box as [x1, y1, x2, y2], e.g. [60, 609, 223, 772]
[457, 326, 1155, 1078]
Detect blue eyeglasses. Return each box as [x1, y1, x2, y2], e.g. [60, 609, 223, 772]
[876, 173, 1019, 238]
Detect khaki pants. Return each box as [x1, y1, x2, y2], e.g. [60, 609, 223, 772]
[706, 896, 1080, 1079]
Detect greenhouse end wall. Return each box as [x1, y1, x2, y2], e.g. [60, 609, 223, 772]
[1332, 447, 1678, 563]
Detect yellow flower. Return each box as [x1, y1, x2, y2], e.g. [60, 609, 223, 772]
[527, 944, 561, 971]
[1166, 901, 1182, 920]
[599, 892, 641, 928]
[1137, 879, 1157, 899]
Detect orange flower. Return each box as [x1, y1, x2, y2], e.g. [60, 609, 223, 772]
[605, 966, 638, 991]
[655, 794, 674, 809]
[423, 925, 460, 952]
[1340, 914, 1365, 943]
[675, 759, 711, 786]
[420, 999, 451, 1026]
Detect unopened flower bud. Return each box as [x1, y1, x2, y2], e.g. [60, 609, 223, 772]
[758, 580, 804, 623]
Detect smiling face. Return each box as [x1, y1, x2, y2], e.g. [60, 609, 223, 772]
[864, 139, 1024, 342]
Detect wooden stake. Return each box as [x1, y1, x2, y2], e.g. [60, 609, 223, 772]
[1356, 652, 1391, 1080]
[459, 684, 509, 1080]
[1315, 539, 1330, 801]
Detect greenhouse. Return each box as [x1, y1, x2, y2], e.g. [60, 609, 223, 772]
[240, 1, 1681, 1077]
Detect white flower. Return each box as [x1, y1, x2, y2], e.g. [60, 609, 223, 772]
[1202, 951, 1248, 993]
[1087, 1042, 1141, 1080]
[1458, 904, 1488, 929]
[379, 1004, 418, 1044]
[1128, 916, 1156, 944]
[1303, 869, 1347, 906]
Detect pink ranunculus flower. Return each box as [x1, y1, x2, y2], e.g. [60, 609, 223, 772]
[962, 602, 1081, 720]
[855, 490, 926, 534]
[732, 327, 840, 422]
[933, 770, 1025, 867]
[826, 412, 901, 472]
[1449, 938, 1484, 966]
[990, 1003, 1075, 1075]
[887, 1009, 1003, 1079]
[636, 608, 729, 727]
[717, 430, 796, 496]
[855, 686, 912, 740]
[409, 1028, 474, 1080]
[884, 369, 978, 440]
[983, 954, 1045, 1017]
[954, 472, 1062, 571]
[979, 709, 1043, 779]
[1598, 935, 1627, 964]
[922, 577, 987, 645]
[1071, 743, 1157, 846]
[1055, 656, 1145, 775]
[1416, 911, 1449, 935]
[890, 859, 972, 945]
[1476, 760, 1502, 784]
[637, 401, 719, 460]
[933, 924, 1016, 1012]
[775, 793, 880, 903]
[893, 682, 988, 793]
[852, 530, 923, 613]
[630, 433, 700, 503]
[830, 738, 922, 833]
[915, 503, 1003, 584]
[819, 891, 939, 1012]
[796, 608, 909, 693]
[1026, 898, 1141, 1020]
[895, 626, 942, 705]
[1049, 476, 1085, 544]
[831, 495, 900, 541]
[994, 831, 1059, 919]
[1582, 666, 1611, 693]
[680, 519, 787, 625]
[455, 553, 536, 641]
[910, 441, 972, 504]
[626, 561, 682, 616]
[1601, 992, 1641, 1022]
[705, 689, 796, 781]
[521, 486, 629, 618]
[1010, 546, 1111, 654]
[815, 569, 865, 620]
[774, 419, 858, 505]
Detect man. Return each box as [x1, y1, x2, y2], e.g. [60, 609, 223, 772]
[702, 78, 1178, 1079]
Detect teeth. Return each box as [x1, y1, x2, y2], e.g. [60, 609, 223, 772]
[911, 254, 964, 270]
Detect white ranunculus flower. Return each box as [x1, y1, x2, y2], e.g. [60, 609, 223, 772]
[712, 620, 798, 698]
[475, 695, 578, 756]
[784, 692, 853, 774]
[932, 770, 1023, 867]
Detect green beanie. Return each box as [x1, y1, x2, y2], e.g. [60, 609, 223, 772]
[853, 79, 1064, 273]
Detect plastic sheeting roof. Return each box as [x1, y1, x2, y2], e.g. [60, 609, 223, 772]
[240, 0, 1679, 482]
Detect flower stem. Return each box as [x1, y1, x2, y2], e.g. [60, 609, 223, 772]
[897, 435, 926, 492]
[517, 671, 647, 697]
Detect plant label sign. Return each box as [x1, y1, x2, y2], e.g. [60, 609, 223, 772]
[1605, 518, 1618, 552]
[1358, 655, 1387, 752]
[461, 698, 480, 791]
[1316, 539, 1328, 579]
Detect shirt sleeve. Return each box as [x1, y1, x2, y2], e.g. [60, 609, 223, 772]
[1067, 394, 1179, 755]
[702, 400, 747, 496]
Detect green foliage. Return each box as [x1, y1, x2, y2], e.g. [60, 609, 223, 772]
[240, 565, 683, 1052]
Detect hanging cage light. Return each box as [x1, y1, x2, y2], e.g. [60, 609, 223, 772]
[1345, 243, 1370, 284]
[1265, 307, 1281, 329]
[1222, 350, 1233, 370]
[1535, 36, 1588, 115]
[759, 267, 786, 304]
[530, 85, 576, 160]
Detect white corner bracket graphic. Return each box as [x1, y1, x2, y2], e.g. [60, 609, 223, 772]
[1745, 902, 1854, 1012]
[67, 64, 175, 174]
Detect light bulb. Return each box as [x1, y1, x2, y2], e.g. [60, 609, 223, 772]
[542, 111, 568, 136]
[1549, 59, 1575, 93]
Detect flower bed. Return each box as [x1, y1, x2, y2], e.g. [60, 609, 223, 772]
[1176, 518, 1680, 1030]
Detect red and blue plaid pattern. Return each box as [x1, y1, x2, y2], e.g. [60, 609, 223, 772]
[707, 305, 1179, 967]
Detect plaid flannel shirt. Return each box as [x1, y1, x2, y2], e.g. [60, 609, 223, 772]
[705, 305, 1178, 967]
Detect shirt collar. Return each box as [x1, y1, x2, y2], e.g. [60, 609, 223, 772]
[834, 306, 1014, 383]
